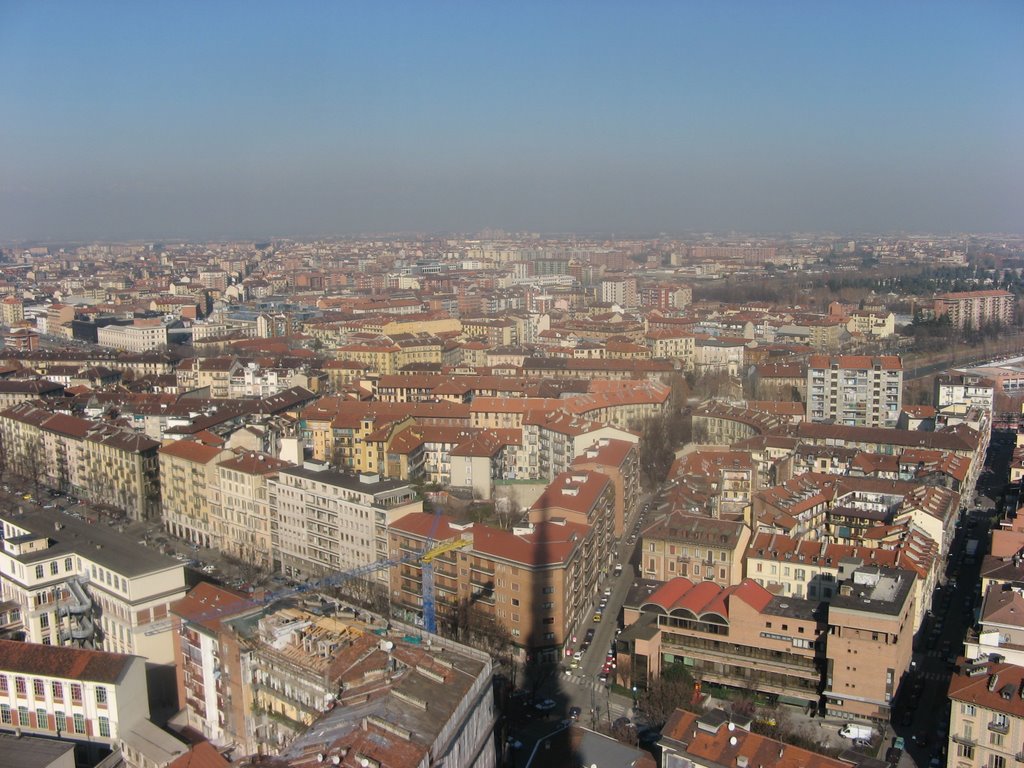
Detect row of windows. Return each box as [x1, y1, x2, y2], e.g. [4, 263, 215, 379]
[0, 677, 103, 704]
[0, 704, 109, 737]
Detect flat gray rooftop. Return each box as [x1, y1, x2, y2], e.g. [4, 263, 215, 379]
[0, 732, 76, 768]
[1, 508, 181, 578]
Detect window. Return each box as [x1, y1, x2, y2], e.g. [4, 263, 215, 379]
[511, 598, 519, 607]
[32, 679, 44, 697]
[18, 706, 30, 726]
[98, 716, 110, 738]
[35, 565, 44, 579]
[990, 733, 1004, 747]
[73, 713, 85, 734]
[70, 684, 82, 703]
[990, 756, 1006, 768]
[39, 614, 49, 629]
[36, 708, 47, 729]
[51, 682, 63, 700]
[55, 711, 66, 733]
[95, 687, 107, 706]
[50, 562, 58, 576]
[0, 704, 10, 724]
[65, 557, 73, 571]
[0, 676, 6, 693]
[15, 677, 26, 696]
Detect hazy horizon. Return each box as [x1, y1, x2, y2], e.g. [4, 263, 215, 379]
[1, 1, 1021, 241]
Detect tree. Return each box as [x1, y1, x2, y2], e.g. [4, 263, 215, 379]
[636, 663, 696, 727]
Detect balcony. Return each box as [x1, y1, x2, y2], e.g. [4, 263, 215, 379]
[952, 734, 976, 747]
[989, 720, 1009, 735]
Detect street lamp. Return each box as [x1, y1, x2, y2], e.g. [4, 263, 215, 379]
[632, 685, 638, 712]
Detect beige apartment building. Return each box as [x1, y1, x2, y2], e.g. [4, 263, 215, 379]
[158, 439, 233, 548]
[0, 640, 153, 754]
[0, 297, 24, 327]
[934, 289, 1015, 329]
[0, 508, 187, 665]
[96, 322, 169, 353]
[806, 355, 904, 429]
[571, 437, 640, 538]
[639, 512, 749, 586]
[270, 467, 420, 579]
[947, 659, 1024, 768]
[0, 403, 161, 521]
[210, 451, 293, 570]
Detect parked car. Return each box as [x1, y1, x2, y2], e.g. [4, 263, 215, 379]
[534, 699, 556, 711]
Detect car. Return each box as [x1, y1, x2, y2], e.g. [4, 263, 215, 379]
[604, 587, 613, 597]
[534, 699, 556, 711]
[893, 737, 905, 752]
[593, 613, 602, 623]
[506, 737, 523, 750]
[569, 706, 581, 720]
[613, 563, 623, 575]
[853, 738, 871, 748]
[580, 641, 590, 652]
[585, 628, 595, 641]
[598, 672, 608, 683]
[573, 650, 583, 661]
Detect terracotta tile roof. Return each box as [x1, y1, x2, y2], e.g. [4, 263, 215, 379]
[0, 638, 134, 684]
[949, 659, 1024, 717]
[663, 709, 850, 768]
[171, 582, 261, 633]
[165, 742, 231, 768]
[807, 354, 902, 371]
[159, 439, 225, 464]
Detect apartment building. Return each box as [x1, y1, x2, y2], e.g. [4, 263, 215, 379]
[824, 566, 916, 723]
[0, 403, 162, 521]
[745, 531, 938, 632]
[619, 577, 823, 708]
[806, 355, 904, 428]
[947, 659, 1024, 768]
[0, 509, 188, 666]
[389, 512, 593, 660]
[933, 289, 1015, 329]
[96, 322, 169, 353]
[270, 468, 420, 580]
[639, 512, 749, 586]
[210, 451, 293, 570]
[158, 439, 233, 548]
[171, 583, 263, 751]
[570, 437, 640, 538]
[527, 469, 616, 580]
[0, 297, 24, 327]
[519, 409, 637, 482]
[935, 371, 996, 414]
[172, 583, 495, 766]
[255, 618, 495, 768]
[0, 640, 150, 752]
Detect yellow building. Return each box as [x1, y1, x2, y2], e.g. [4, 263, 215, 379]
[158, 439, 232, 548]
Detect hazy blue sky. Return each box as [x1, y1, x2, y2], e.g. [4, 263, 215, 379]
[0, 1, 1021, 240]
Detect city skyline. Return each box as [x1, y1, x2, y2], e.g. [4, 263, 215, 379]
[1, 1, 1022, 241]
